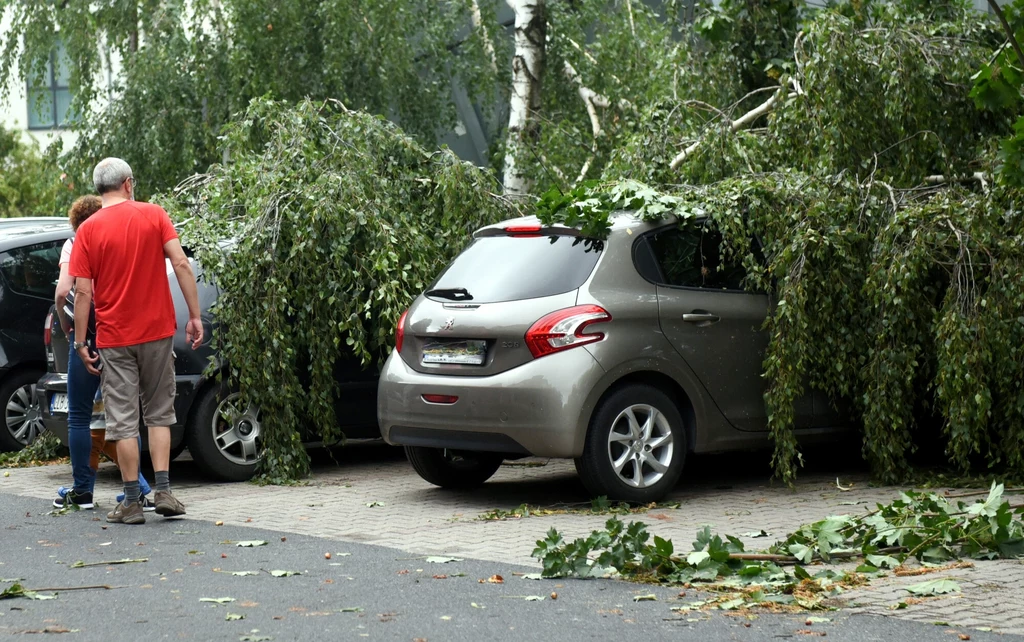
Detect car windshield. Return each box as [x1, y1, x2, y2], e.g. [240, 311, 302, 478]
[427, 233, 603, 304]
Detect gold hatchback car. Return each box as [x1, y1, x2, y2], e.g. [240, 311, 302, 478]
[378, 213, 848, 502]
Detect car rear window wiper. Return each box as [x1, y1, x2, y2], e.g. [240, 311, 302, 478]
[425, 287, 474, 301]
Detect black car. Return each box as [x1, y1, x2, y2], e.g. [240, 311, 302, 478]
[36, 247, 382, 481]
[0, 217, 74, 452]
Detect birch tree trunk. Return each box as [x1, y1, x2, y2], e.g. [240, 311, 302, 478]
[503, 0, 546, 197]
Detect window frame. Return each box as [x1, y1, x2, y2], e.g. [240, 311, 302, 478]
[632, 221, 764, 295]
[26, 45, 73, 130]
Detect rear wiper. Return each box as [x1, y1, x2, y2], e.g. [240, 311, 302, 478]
[425, 287, 474, 301]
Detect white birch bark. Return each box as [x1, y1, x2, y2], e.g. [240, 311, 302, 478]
[503, 0, 546, 197]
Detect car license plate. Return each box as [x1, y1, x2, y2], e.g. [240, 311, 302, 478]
[50, 393, 69, 414]
[421, 340, 487, 365]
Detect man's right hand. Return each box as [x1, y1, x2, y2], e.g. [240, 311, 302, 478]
[186, 318, 204, 350]
[78, 346, 101, 376]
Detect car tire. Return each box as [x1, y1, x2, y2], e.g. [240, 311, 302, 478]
[187, 383, 260, 482]
[405, 446, 503, 489]
[575, 384, 687, 503]
[0, 369, 46, 452]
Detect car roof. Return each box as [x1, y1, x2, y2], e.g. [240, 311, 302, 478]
[0, 218, 72, 251]
[476, 211, 674, 238]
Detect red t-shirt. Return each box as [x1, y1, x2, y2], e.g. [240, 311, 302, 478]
[68, 200, 178, 348]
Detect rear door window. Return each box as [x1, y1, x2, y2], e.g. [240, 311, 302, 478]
[0, 240, 63, 299]
[428, 233, 603, 304]
[646, 224, 746, 291]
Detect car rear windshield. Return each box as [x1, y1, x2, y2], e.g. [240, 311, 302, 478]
[428, 234, 603, 304]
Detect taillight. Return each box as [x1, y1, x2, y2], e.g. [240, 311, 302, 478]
[504, 225, 542, 237]
[422, 394, 459, 404]
[525, 305, 611, 359]
[395, 309, 409, 352]
[44, 312, 53, 346]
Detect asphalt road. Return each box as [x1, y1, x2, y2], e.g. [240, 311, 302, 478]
[2, 493, 1019, 641]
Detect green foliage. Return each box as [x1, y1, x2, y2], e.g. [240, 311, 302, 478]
[168, 98, 514, 482]
[538, 3, 1024, 483]
[971, 0, 1024, 187]
[478, 496, 680, 520]
[0, 128, 66, 218]
[533, 483, 1024, 603]
[0, 0, 500, 206]
[0, 431, 66, 467]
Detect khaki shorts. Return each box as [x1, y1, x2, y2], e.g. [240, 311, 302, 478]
[99, 337, 176, 441]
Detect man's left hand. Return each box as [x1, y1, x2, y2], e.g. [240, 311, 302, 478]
[186, 318, 204, 350]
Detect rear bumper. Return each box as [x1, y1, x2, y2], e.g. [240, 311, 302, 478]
[36, 372, 198, 449]
[377, 347, 605, 457]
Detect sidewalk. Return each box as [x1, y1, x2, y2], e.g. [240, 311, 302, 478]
[4, 444, 1023, 635]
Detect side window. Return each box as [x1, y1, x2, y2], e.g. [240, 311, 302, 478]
[0, 241, 63, 299]
[648, 223, 746, 290]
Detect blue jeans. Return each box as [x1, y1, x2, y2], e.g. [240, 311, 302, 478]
[67, 333, 151, 495]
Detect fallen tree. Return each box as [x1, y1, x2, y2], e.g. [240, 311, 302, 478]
[538, 1, 1024, 483]
[168, 98, 514, 482]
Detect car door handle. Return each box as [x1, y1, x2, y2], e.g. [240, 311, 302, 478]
[682, 312, 720, 324]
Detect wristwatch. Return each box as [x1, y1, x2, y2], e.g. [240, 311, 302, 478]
[73, 341, 89, 350]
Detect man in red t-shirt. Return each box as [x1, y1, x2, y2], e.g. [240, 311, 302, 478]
[69, 157, 204, 525]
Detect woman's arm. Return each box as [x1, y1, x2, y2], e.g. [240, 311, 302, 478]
[54, 261, 73, 335]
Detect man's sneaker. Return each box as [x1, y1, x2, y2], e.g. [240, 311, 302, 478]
[53, 490, 94, 510]
[154, 490, 186, 517]
[106, 500, 145, 525]
[116, 493, 157, 512]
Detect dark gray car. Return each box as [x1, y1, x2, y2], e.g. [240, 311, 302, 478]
[37, 248, 381, 481]
[0, 218, 73, 452]
[377, 213, 848, 502]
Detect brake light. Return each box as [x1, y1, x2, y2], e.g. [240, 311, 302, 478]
[44, 312, 52, 346]
[525, 305, 611, 359]
[422, 394, 459, 404]
[504, 225, 542, 237]
[395, 309, 409, 352]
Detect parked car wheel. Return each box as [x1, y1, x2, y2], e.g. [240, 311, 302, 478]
[0, 369, 46, 452]
[575, 384, 687, 503]
[187, 383, 261, 482]
[405, 446, 503, 489]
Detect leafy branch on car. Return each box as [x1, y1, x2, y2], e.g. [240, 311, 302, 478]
[169, 98, 516, 483]
[533, 483, 1024, 608]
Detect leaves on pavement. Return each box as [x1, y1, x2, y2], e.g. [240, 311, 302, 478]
[904, 579, 962, 596]
[425, 556, 462, 564]
[200, 597, 236, 604]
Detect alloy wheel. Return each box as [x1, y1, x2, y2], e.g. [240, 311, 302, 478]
[606, 403, 675, 489]
[212, 393, 263, 466]
[6, 382, 43, 447]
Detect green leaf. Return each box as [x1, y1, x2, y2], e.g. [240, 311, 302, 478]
[633, 594, 657, 602]
[686, 551, 711, 566]
[717, 598, 746, 610]
[788, 543, 814, 564]
[225, 613, 245, 621]
[904, 579, 961, 596]
[866, 554, 900, 569]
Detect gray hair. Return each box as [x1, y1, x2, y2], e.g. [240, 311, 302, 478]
[93, 157, 134, 194]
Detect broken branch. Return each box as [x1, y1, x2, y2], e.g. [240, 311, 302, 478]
[670, 86, 791, 170]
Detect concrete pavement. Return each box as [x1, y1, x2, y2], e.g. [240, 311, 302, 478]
[3, 443, 1023, 636]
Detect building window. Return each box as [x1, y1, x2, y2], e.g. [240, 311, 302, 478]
[27, 42, 74, 130]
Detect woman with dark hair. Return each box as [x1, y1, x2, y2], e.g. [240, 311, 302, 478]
[53, 195, 153, 510]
